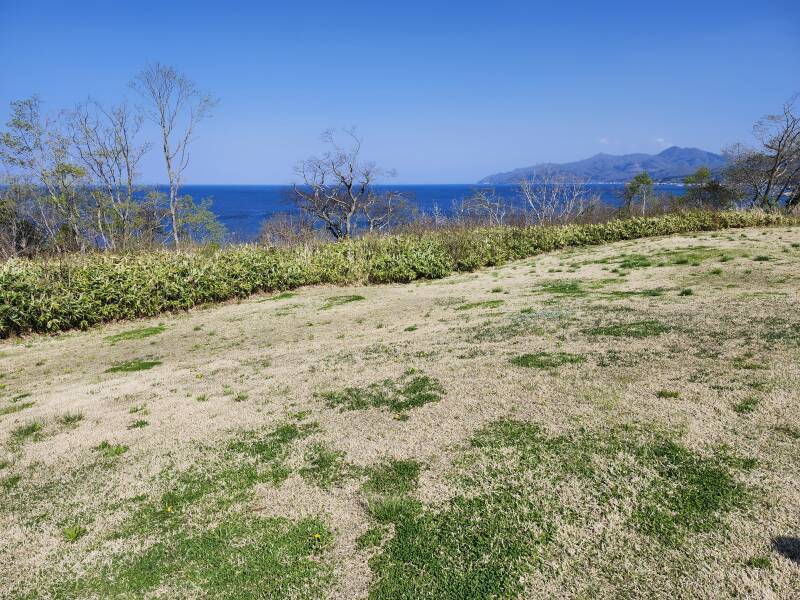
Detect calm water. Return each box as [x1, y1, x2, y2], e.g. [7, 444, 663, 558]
[174, 184, 686, 241]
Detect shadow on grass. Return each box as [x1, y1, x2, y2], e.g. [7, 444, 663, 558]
[773, 536, 800, 563]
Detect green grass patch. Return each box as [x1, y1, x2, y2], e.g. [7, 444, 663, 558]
[356, 526, 388, 550]
[59, 412, 84, 426]
[607, 288, 666, 298]
[2, 473, 21, 490]
[321, 294, 365, 310]
[586, 320, 670, 338]
[322, 370, 444, 417]
[106, 325, 165, 344]
[744, 556, 772, 569]
[656, 390, 680, 399]
[363, 459, 421, 497]
[455, 299, 504, 311]
[617, 254, 653, 269]
[95, 441, 129, 458]
[49, 418, 333, 598]
[733, 397, 760, 415]
[11, 420, 43, 442]
[540, 281, 586, 296]
[510, 352, 586, 369]
[106, 359, 162, 373]
[365, 420, 757, 596]
[259, 291, 298, 302]
[0, 401, 34, 416]
[62, 524, 87, 542]
[299, 443, 352, 489]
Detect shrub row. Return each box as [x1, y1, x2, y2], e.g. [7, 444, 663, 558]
[0, 210, 794, 337]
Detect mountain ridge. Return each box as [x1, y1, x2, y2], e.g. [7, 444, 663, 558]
[478, 146, 727, 184]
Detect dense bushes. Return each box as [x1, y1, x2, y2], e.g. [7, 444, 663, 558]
[0, 210, 794, 337]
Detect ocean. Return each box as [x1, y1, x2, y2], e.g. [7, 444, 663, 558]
[174, 183, 687, 241]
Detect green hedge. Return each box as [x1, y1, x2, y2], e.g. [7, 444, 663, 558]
[0, 211, 794, 337]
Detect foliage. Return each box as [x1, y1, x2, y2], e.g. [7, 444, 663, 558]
[0, 210, 795, 337]
[681, 167, 738, 210]
[622, 171, 654, 215]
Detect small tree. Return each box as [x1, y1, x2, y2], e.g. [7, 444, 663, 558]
[460, 189, 509, 226]
[131, 63, 218, 247]
[0, 97, 89, 252]
[292, 128, 395, 240]
[681, 166, 736, 210]
[622, 172, 654, 215]
[519, 171, 599, 224]
[70, 99, 151, 250]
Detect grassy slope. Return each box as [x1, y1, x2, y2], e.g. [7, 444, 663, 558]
[1, 226, 799, 598]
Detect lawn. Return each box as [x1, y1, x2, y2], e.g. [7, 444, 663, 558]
[1, 226, 799, 598]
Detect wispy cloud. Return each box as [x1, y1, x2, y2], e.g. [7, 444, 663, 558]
[654, 137, 667, 145]
[598, 137, 610, 145]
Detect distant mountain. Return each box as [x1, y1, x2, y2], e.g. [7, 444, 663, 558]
[478, 147, 727, 184]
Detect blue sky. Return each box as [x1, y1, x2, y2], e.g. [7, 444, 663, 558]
[1, 0, 798, 184]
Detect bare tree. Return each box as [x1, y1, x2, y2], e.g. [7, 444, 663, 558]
[292, 128, 394, 239]
[518, 171, 599, 224]
[724, 95, 800, 210]
[460, 189, 509, 226]
[70, 100, 150, 250]
[361, 191, 414, 233]
[131, 63, 217, 247]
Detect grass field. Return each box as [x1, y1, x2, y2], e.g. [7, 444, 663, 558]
[1, 225, 799, 599]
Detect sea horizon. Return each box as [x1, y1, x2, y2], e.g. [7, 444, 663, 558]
[165, 183, 686, 240]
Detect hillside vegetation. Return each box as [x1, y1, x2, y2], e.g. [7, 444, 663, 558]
[1, 211, 795, 337]
[1, 224, 799, 598]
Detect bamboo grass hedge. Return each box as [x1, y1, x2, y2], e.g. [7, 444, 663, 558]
[1, 210, 795, 337]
